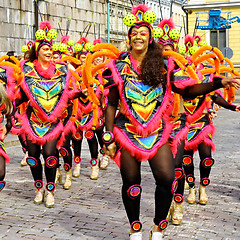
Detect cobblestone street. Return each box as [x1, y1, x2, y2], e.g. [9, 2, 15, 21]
[0, 107, 240, 240]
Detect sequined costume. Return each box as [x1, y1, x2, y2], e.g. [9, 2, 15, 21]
[103, 52, 174, 167]
[17, 60, 77, 147]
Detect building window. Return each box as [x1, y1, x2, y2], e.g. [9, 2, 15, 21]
[210, 29, 226, 50]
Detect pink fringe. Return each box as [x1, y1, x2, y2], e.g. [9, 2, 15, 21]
[112, 119, 173, 162]
[170, 123, 189, 153]
[33, 60, 55, 79]
[39, 21, 52, 30]
[185, 122, 215, 152]
[185, 35, 194, 46]
[61, 35, 70, 44]
[158, 18, 175, 29]
[131, 4, 150, 15]
[19, 112, 64, 147]
[0, 147, 10, 163]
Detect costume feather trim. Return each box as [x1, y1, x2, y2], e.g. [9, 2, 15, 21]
[185, 122, 215, 152]
[19, 112, 64, 147]
[113, 119, 174, 162]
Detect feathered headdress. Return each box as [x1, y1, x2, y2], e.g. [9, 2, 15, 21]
[34, 21, 57, 55]
[153, 18, 180, 50]
[74, 37, 93, 59]
[123, 4, 157, 43]
[184, 35, 200, 56]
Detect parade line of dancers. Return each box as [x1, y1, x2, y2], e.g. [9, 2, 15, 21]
[0, 4, 240, 240]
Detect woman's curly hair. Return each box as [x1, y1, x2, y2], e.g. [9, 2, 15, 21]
[139, 40, 166, 88]
[26, 46, 38, 62]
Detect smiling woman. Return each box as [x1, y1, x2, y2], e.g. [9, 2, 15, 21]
[11, 21, 86, 209]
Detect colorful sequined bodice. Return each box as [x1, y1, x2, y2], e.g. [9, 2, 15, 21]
[115, 54, 166, 127]
[23, 62, 67, 116]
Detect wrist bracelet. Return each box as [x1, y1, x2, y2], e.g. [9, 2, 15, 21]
[102, 131, 114, 144]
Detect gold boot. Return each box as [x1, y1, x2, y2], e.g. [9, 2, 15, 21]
[199, 185, 208, 205]
[187, 187, 197, 204]
[90, 165, 99, 180]
[100, 155, 110, 169]
[55, 167, 63, 186]
[21, 152, 28, 166]
[45, 191, 54, 208]
[90, 158, 99, 180]
[63, 169, 72, 190]
[166, 200, 174, 222]
[184, 180, 189, 190]
[34, 187, 45, 205]
[72, 163, 81, 178]
[172, 202, 183, 225]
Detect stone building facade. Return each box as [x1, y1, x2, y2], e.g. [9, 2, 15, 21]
[0, 0, 107, 56]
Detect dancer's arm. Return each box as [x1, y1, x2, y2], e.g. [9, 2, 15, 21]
[172, 76, 240, 100]
[211, 93, 240, 111]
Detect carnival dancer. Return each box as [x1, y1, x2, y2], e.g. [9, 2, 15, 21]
[153, 18, 190, 226]
[101, 4, 240, 240]
[53, 35, 77, 190]
[14, 21, 86, 207]
[0, 55, 23, 192]
[71, 38, 104, 180]
[0, 85, 13, 193]
[181, 35, 240, 206]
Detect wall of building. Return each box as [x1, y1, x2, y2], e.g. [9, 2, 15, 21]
[185, 0, 240, 71]
[0, 0, 107, 56]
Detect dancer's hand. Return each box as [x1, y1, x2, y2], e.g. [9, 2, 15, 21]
[221, 76, 240, 89]
[103, 142, 116, 158]
[235, 105, 240, 112]
[82, 88, 89, 96]
[209, 112, 217, 119]
[0, 126, 7, 140]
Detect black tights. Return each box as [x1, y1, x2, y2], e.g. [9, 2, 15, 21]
[0, 156, 5, 181]
[27, 139, 58, 184]
[183, 142, 212, 188]
[120, 143, 175, 226]
[174, 140, 185, 196]
[73, 127, 103, 161]
[61, 133, 73, 168]
[18, 134, 27, 153]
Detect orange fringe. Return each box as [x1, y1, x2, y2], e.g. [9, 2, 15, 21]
[92, 43, 120, 56]
[61, 56, 82, 66]
[172, 93, 180, 116]
[10, 56, 20, 67]
[0, 55, 9, 63]
[163, 50, 199, 80]
[224, 58, 234, 69]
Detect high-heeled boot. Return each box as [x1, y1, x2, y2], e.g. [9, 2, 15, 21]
[55, 167, 63, 185]
[187, 186, 196, 204]
[199, 185, 208, 205]
[90, 158, 99, 180]
[45, 191, 54, 208]
[21, 151, 28, 166]
[45, 182, 55, 208]
[100, 155, 110, 169]
[172, 202, 183, 225]
[166, 200, 174, 222]
[34, 180, 45, 205]
[63, 169, 72, 190]
[129, 232, 142, 240]
[73, 163, 81, 178]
